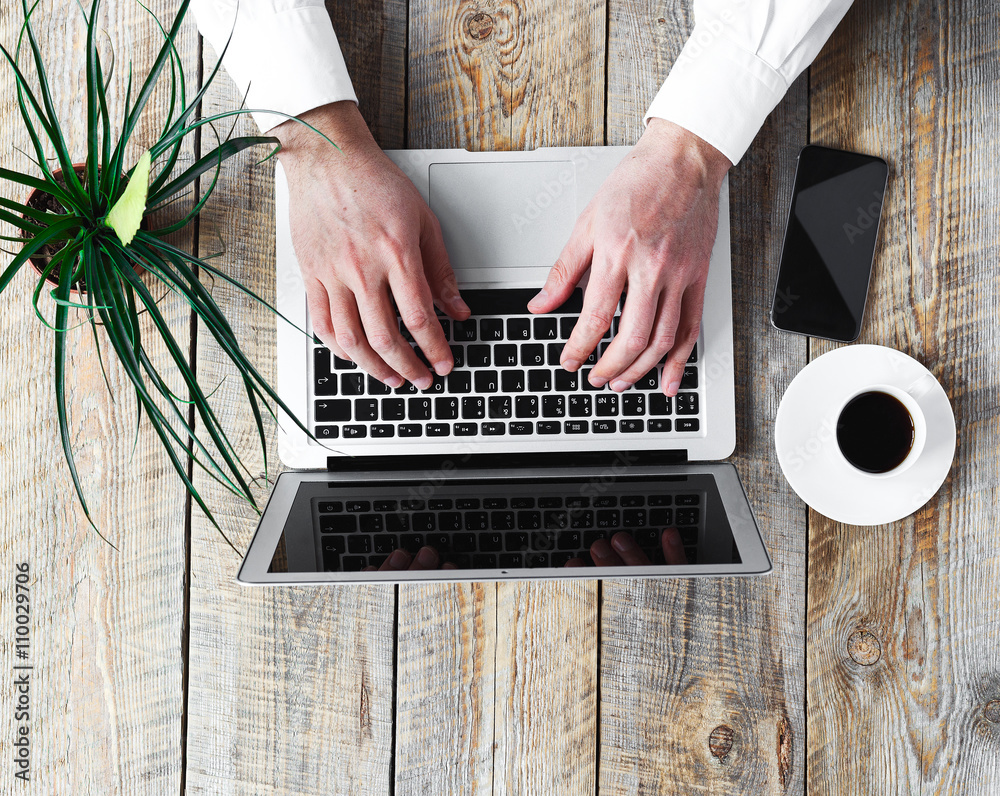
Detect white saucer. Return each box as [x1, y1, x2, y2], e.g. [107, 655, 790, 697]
[774, 345, 956, 525]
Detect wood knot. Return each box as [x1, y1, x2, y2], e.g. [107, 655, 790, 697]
[466, 12, 494, 40]
[709, 724, 734, 761]
[848, 629, 882, 665]
[985, 700, 1000, 723]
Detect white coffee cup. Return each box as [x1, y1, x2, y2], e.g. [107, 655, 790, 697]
[834, 378, 932, 478]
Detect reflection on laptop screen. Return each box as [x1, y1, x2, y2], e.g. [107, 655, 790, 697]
[266, 474, 741, 576]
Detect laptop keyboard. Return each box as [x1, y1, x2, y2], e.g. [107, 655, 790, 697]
[312, 288, 702, 441]
[314, 487, 705, 571]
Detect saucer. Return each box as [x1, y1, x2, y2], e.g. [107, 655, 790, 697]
[774, 345, 956, 525]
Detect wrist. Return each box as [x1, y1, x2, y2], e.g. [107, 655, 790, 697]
[643, 118, 732, 186]
[273, 101, 378, 168]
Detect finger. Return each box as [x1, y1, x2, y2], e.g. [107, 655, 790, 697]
[355, 285, 434, 389]
[590, 537, 624, 567]
[441, 561, 458, 570]
[561, 254, 624, 373]
[604, 287, 683, 392]
[362, 565, 376, 572]
[610, 531, 652, 566]
[327, 281, 404, 388]
[305, 277, 350, 360]
[389, 258, 454, 377]
[588, 280, 664, 387]
[421, 211, 471, 320]
[564, 557, 586, 568]
[379, 548, 413, 571]
[528, 212, 594, 314]
[661, 528, 688, 565]
[659, 281, 705, 397]
[410, 546, 441, 570]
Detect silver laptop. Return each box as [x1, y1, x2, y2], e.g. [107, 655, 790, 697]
[237, 146, 770, 585]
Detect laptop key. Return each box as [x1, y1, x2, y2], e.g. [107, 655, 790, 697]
[622, 510, 646, 527]
[318, 501, 344, 514]
[413, 513, 436, 532]
[595, 394, 618, 416]
[528, 369, 552, 392]
[456, 497, 480, 509]
[501, 370, 525, 392]
[386, 514, 410, 532]
[515, 395, 539, 418]
[507, 318, 530, 340]
[454, 533, 477, 552]
[510, 421, 533, 435]
[649, 508, 673, 526]
[342, 555, 366, 571]
[367, 376, 390, 396]
[623, 393, 645, 415]
[596, 510, 619, 529]
[330, 353, 356, 370]
[399, 533, 424, 552]
[533, 317, 557, 340]
[558, 530, 582, 550]
[542, 395, 565, 417]
[374, 500, 397, 511]
[636, 369, 659, 391]
[427, 532, 451, 551]
[620, 495, 645, 507]
[564, 420, 587, 434]
[548, 342, 566, 366]
[321, 536, 345, 554]
[518, 511, 541, 530]
[489, 396, 512, 419]
[355, 399, 379, 421]
[676, 508, 700, 525]
[429, 499, 452, 510]
[473, 553, 497, 568]
[475, 371, 499, 393]
[581, 369, 603, 390]
[398, 424, 423, 437]
[401, 499, 425, 510]
[511, 497, 534, 508]
[583, 530, 609, 546]
[592, 419, 615, 433]
[320, 515, 357, 534]
[343, 425, 367, 438]
[676, 419, 700, 432]
[465, 512, 489, 531]
[681, 367, 698, 389]
[648, 419, 672, 433]
[348, 536, 371, 554]
[507, 531, 530, 551]
[675, 393, 699, 415]
[676, 494, 700, 505]
[347, 501, 371, 512]
[527, 553, 550, 568]
[468, 345, 491, 367]
[462, 396, 486, 419]
[453, 320, 477, 341]
[569, 395, 591, 417]
[316, 399, 351, 422]
[373, 534, 397, 554]
[314, 349, 336, 395]
[594, 496, 617, 508]
[381, 399, 405, 420]
[315, 426, 339, 439]
[450, 345, 465, 368]
[688, 344, 698, 363]
[559, 317, 577, 339]
[484, 498, 507, 509]
[538, 421, 560, 434]
[448, 371, 472, 394]
[494, 345, 517, 367]
[439, 512, 463, 531]
[360, 515, 384, 533]
[371, 424, 395, 438]
[427, 423, 450, 436]
[481, 532, 504, 552]
[435, 397, 459, 420]
[555, 369, 577, 391]
[531, 530, 556, 550]
[636, 528, 660, 547]
[491, 511, 516, 530]
[648, 495, 672, 506]
[620, 419, 644, 433]
[455, 423, 478, 436]
[481, 318, 504, 340]
[521, 344, 545, 367]
[482, 422, 506, 435]
[649, 394, 672, 415]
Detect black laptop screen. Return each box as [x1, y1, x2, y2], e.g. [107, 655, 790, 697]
[265, 473, 741, 576]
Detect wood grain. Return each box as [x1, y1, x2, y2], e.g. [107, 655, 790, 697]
[0, 1, 196, 792]
[398, 2, 605, 794]
[807, 1, 1000, 793]
[182, 2, 404, 793]
[601, 2, 809, 793]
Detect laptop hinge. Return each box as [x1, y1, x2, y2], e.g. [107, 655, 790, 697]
[326, 449, 688, 473]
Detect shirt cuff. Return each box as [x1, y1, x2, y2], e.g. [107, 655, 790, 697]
[204, 5, 358, 135]
[643, 22, 789, 165]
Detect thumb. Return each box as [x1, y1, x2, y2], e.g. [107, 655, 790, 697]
[421, 212, 470, 320]
[528, 215, 593, 313]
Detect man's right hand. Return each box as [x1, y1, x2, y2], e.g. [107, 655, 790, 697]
[272, 101, 470, 390]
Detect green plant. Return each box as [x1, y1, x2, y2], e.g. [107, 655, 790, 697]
[0, 0, 335, 545]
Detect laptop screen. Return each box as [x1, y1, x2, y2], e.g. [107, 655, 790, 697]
[245, 466, 763, 582]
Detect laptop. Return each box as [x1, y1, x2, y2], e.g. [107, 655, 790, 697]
[237, 146, 770, 585]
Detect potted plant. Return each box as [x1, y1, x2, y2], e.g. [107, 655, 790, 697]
[0, 0, 333, 545]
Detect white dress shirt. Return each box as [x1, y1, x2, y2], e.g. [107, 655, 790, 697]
[191, 0, 853, 165]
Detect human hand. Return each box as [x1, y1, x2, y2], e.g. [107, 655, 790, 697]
[273, 101, 470, 390]
[565, 528, 689, 567]
[362, 545, 458, 573]
[527, 119, 731, 396]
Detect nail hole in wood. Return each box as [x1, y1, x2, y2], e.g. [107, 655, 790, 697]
[848, 629, 882, 665]
[709, 724, 734, 761]
[984, 700, 1000, 723]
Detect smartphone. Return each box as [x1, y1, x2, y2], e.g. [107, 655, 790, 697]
[770, 145, 889, 342]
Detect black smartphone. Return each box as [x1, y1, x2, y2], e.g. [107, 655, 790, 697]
[770, 145, 889, 342]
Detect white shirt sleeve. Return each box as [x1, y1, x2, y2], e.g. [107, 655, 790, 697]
[190, 0, 358, 134]
[644, 0, 855, 164]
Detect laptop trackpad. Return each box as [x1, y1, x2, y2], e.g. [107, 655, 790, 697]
[428, 161, 577, 272]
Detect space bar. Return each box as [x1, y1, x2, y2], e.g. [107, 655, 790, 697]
[452, 288, 583, 316]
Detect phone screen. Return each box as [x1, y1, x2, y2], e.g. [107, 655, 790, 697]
[770, 145, 889, 342]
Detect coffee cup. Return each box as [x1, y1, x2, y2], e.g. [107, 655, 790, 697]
[834, 378, 932, 478]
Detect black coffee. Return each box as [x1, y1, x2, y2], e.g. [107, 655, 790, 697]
[836, 391, 914, 473]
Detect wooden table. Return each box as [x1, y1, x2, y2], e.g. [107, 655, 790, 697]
[1, 1, 997, 793]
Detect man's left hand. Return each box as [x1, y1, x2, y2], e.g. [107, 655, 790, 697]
[527, 119, 731, 396]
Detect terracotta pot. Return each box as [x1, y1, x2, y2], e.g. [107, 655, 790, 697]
[21, 162, 146, 294]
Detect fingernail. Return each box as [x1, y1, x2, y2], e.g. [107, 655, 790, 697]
[388, 549, 409, 567]
[385, 375, 404, 389]
[447, 291, 470, 312]
[433, 360, 451, 377]
[416, 546, 437, 567]
[667, 380, 680, 395]
[562, 358, 580, 371]
[414, 375, 433, 390]
[527, 288, 548, 308]
[610, 379, 630, 392]
[589, 374, 608, 388]
[612, 534, 637, 553]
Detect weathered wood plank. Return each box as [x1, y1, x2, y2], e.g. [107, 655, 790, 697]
[398, 2, 605, 793]
[0, 1, 195, 792]
[807, 1, 1000, 793]
[601, 2, 808, 793]
[183, 2, 405, 792]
